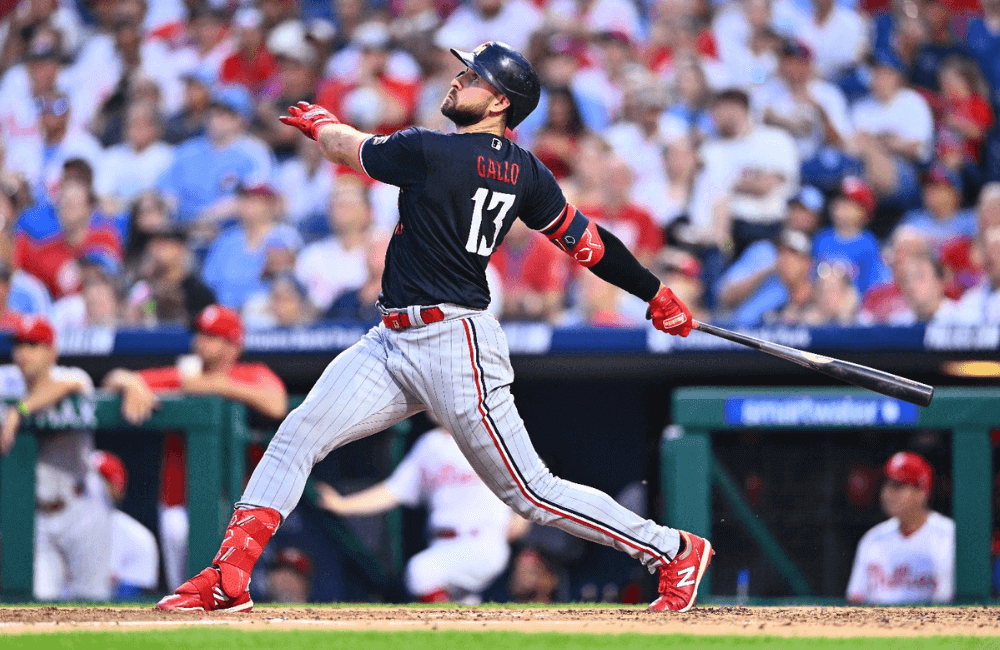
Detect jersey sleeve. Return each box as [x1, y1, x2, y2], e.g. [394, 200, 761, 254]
[519, 156, 568, 231]
[358, 127, 427, 188]
[50, 366, 94, 396]
[138, 366, 183, 391]
[384, 437, 428, 507]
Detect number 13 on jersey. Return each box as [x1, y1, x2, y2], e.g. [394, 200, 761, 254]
[466, 188, 516, 256]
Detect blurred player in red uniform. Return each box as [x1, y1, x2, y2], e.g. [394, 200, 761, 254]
[103, 305, 287, 589]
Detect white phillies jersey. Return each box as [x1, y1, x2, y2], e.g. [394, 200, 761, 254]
[0, 365, 96, 502]
[846, 511, 955, 604]
[386, 428, 513, 538]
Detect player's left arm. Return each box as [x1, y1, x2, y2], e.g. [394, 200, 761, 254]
[1, 374, 89, 456]
[540, 204, 692, 336]
[182, 368, 288, 420]
[279, 101, 370, 175]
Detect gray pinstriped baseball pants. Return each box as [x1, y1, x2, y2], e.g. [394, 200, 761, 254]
[240, 308, 680, 570]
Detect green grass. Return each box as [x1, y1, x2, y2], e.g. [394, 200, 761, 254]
[2, 630, 999, 650]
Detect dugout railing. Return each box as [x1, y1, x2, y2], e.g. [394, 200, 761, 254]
[0, 394, 407, 600]
[663, 387, 996, 602]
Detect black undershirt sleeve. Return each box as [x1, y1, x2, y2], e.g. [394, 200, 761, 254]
[588, 224, 661, 302]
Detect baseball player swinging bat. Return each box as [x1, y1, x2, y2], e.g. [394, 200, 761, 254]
[692, 321, 934, 407]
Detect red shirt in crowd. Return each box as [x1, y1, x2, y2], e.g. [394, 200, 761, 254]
[14, 219, 122, 299]
[139, 363, 286, 507]
[937, 93, 993, 164]
[316, 75, 419, 135]
[219, 48, 280, 98]
[492, 235, 571, 294]
[579, 203, 664, 259]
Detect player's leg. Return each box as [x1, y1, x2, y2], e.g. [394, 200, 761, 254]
[403, 314, 712, 611]
[158, 327, 422, 611]
[33, 514, 66, 601]
[158, 505, 189, 591]
[404, 537, 509, 603]
[60, 488, 113, 600]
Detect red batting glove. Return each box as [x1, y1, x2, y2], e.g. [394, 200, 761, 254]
[647, 286, 693, 337]
[278, 101, 340, 141]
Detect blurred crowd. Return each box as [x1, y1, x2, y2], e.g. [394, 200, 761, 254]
[3, 0, 1000, 331]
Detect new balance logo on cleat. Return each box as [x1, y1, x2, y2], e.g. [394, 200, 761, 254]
[676, 566, 697, 588]
[649, 531, 714, 612]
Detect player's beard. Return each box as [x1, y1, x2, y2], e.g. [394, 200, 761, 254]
[441, 92, 487, 127]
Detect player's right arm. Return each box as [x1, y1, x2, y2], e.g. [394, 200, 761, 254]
[521, 164, 692, 336]
[102, 369, 159, 425]
[315, 481, 401, 516]
[279, 102, 370, 176]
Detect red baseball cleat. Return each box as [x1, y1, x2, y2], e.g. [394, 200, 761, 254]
[648, 530, 714, 612]
[155, 567, 253, 612]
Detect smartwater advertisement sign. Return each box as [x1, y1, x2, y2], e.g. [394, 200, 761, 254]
[724, 396, 919, 426]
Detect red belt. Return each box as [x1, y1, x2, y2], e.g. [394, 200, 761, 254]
[382, 306, 445, 330]
[433, 528, 479, 539]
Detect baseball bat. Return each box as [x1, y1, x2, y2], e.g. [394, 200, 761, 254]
[692, 320, 934, 407]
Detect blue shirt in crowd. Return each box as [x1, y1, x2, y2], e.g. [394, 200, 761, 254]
[201, 224, 301, 309]
[715, 240, 789, 326]
[158, 136, 273, 224]
[813, 228, 890, 294]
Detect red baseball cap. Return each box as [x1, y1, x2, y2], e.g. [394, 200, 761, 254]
[196, 305, 243, 346]
[93, 450, 128, 498]
[884, 451, 933, 494]
[274, 547, 313, 577]
[840, 176, 876, 217]
[14, 315, 56, 346]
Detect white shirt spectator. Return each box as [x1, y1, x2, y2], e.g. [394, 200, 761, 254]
[67, 34, 185, 124]
[97, 141, 176, 206]
[798, 5, 869, 80]
[603, 121, 668, 197]
[546, 0, 642, 41]
[111, 509, 160, 591]
[932, 280, 1000, 325]
[324, 48, 422, 87]
[846, 511, 954, 604]
[294, 237, 368, 311]
[851, 88, 935, 163]
[690, 124, 800, 230]
[276, 157, 335, 226]
[0, 65, 84, 187]
[434, 0, 543, 53]
[753, 76, 853, 160]
[713, 3, 803, 89]
[32, 129, 106, 202]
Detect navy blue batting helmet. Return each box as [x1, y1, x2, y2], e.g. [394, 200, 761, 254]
[450, 41, 541, 129]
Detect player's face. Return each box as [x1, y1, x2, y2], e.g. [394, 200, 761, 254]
[12, 342, 56, 379]
[441, 68, 504, 127]
[194, 333, 238, 369]
[880, 480, 927, 519]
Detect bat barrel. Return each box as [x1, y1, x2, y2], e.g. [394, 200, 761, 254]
[692, 321, 934, 407]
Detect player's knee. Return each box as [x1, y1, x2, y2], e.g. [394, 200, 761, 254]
[404, 554, 445, 597]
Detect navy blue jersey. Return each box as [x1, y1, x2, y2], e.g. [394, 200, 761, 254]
[359, 127, 566, 309]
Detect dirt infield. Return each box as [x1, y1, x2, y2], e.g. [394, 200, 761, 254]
[1, 605, 999, 637]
